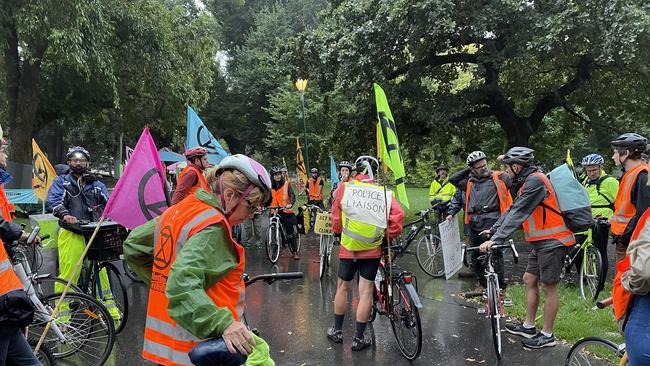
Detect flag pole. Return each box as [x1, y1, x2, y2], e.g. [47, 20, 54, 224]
[34, 216, 106, 353]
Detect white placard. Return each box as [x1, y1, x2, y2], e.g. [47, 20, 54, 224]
[438, 215, 463, 280]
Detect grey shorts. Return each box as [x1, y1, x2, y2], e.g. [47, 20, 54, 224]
[525, 246, 567, 285]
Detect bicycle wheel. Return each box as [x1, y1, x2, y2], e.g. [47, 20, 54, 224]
[266, 223, 281, 263]
[415, 234, 445, 278]
[580, 245, 602, 301]
[122, 260, 143, 283]
[487, 276, 502, 360]
[36, 275, 83, 297]
[92, 262, 128, 334]
[30, 291, 115, 364]
[319, 235, 327, 279]
[565, 337, 622, 366]
[28, 337, 56, 366]
[389, 279, 423, 360]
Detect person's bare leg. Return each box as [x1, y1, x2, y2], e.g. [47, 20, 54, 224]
[523, 272, 539, 326]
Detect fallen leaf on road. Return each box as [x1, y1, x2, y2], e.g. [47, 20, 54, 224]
[465, 358, 476, 362]
[451, 334, 459, 338]
[507, 338, 516, 344]
[288, 331, 293, 335]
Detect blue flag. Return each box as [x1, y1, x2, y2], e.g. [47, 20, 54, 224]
[186, 106, 229, 165]
[330, 156, 339, 190]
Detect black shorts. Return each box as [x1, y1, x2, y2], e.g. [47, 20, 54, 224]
[338, 258, 381, 281]
[525, 247, 567, 285]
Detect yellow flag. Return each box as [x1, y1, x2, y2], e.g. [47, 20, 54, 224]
[296, 137, 307, 184]
[374, 83, 409, 208]
[32, 139, 58, 201]
[566, 149, 576, 177]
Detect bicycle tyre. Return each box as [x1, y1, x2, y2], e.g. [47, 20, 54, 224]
[580, 245, 602, 301]
[369, 264, 386, 323]
[30, 291, 115, 365]
[415, 234, 445, 278]
[94, 262, 129, 334]
[28, 337, 56, 366]
[319, 235, 327, 279]
[389, 279, 423, 360]
[487, 276, 502, 360]
[564, 337, 621, 366]
[266, 223, 281, 263]
[36, 275, 83, 298]
[122, 260, 143, 283]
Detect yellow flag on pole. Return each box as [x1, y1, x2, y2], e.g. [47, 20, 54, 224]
[374, 83, 409, 208]
[31, 139, 58, 201]
[296, 137, 307, 184]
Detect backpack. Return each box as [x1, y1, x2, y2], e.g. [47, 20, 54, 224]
[543, 163, 594, 232]
[594, 175, 616, 211]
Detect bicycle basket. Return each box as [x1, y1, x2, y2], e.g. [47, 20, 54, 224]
[81, 221, 128, 261]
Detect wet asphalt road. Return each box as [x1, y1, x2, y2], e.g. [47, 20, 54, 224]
[44, 234, 573, 365]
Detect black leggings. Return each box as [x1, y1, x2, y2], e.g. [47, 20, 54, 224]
[279, 212, 298, 252]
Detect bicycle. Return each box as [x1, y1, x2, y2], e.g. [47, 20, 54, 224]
[11, 227, 116, 365]
[393, 203, 446, 278]
[266, 206, 301, 263]
[462, 240, 519, 360]
[27, 337, 56, 366]
[189, 271, 304, 366]
[75, 220, 129, 334]
[304, 204, 335, 279]
[368, 243, 424, 360]
[122, 259, 143, 283]
[565, 297, 628, 366]
[561, 218, 610, 301]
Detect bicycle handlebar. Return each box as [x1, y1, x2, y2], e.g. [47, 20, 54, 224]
[463, 240, 519, 264]
[305, 204, 328, 213]
[243, 272, 304, 287]
[596, 297, 613, 309]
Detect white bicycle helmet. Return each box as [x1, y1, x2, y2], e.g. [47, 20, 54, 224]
[580, 154, 605, 166]
[216, 154, 272, 206]
[466, 151, 487, 166]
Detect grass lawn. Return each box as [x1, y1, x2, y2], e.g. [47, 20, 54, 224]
[506, 283, 622, 361]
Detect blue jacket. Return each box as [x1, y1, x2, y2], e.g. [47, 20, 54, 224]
[47, 174, 110, 224]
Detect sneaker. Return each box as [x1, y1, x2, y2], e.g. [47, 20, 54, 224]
[522, 332, 556, 349]
[505, 322, 537, 338]
[327, 327, 342, 343]
[351, 334, 372, 351]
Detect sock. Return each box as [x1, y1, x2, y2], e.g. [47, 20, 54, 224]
[355, 321, 367, 339]
[541, 330, 553, 338]
[334, 314, 344, 331]
[522, 323, 535, 329]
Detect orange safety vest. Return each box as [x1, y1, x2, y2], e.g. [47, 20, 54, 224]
[308, 177, 323, 201]
[520, 172, 576, 246]
[0, 241, 22, 297]
[464, 172, 513, 225]
[142, 195, 245, 366]
[611, 164, 649, 235]
[177, 165, 210, 198]
[271, 181, 293, 212]
[0, 185, 15, 221]
[612, 207, 650, 323]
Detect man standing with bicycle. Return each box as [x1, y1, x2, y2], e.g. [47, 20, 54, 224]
[307, 168, 325, 209]
[47, 146, 120, 321]
[326, 155, 404, 351]
[270, 166, 300, 260]
[479, 147, 575, 349]
[447, 151, 512, 295]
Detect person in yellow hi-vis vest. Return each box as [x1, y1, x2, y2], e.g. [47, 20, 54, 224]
[47, 146, 119, 321]
[428, 164, 456, 203]
[326, 155, 404, 351]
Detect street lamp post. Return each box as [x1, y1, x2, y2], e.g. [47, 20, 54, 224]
[295, 78, 310, 173]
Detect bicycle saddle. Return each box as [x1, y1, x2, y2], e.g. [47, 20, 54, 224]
[189, 337, 247, 366]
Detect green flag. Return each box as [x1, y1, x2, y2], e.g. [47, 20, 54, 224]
[374, 83, 409, 208]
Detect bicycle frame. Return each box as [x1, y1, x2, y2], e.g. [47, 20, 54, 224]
[374, 254, 423, 318]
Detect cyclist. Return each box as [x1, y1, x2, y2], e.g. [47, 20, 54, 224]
[327, 155, 404, 351]
[480, 147, 575, 349]
[328, 161, 353, 208]
[428, 164, 456, 211]
[447, 151, 512, 293]
[0, 140, 15, 221]
[613, 207, 650, 365]
[47, 146, 119, 320]
[270, 166, 300, 260]
[307, 168, 325, 209]
[610, 133, 649, 263]
[171, 147, 210, 205]
[124, 154, 273, 366]
[572, 153, 618, 278]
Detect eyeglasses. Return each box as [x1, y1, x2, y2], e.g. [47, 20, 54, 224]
[69, 158, 88, 164]
[244, 199, 261, 213]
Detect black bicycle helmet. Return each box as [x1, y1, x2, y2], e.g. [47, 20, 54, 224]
[502, 147, 535, 165]
[435, 163, 448, 173]
[611, 133, 647, 155]
[338, 160, 353, 169]
[270, 166, 283, 175]
[310, 168, 318, 174]
[355, 155, 379, 175]
[65, 146, 91, 161]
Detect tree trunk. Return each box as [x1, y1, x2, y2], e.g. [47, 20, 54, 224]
[7, 59, 43, 164]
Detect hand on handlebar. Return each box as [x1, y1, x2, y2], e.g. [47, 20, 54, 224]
[19, 231, 41, 244]
[222, 321, 256, 356]
[479, 240, 494, 253]
[445, 215, 453, 222]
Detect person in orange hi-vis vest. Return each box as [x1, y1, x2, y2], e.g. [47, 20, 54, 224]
[0, 140, 15, 221]
[124, 154, 273, 366]
[0, 208, 42, 364]
[171, 147, 211, 205]
[306, 168, 324, 209]
[609, 133, 649, 263]
[612, 206, 650, 365]
[270, 166, 299, 260]
[480, 147, 575, 350]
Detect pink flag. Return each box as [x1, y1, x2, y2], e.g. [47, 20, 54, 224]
[104, 128, 169, 229]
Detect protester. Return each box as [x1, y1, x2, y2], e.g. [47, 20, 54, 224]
[172, 147, 210, 204]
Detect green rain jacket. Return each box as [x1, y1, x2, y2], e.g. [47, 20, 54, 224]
[123, 189, 274, 366]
